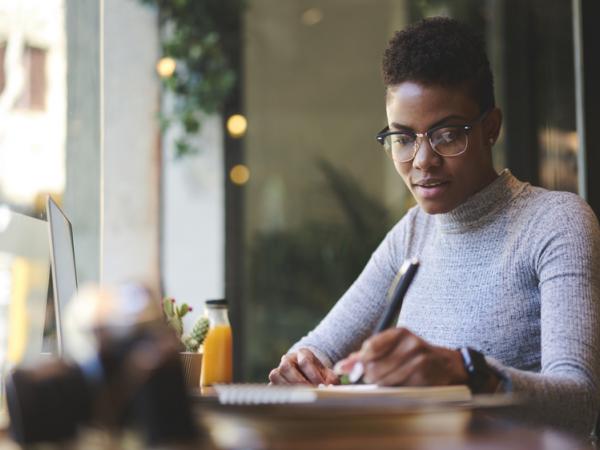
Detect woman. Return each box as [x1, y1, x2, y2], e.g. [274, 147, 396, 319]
[268, 17, 600, 434]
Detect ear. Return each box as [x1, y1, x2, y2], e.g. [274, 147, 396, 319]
[483, 107, 503, 146]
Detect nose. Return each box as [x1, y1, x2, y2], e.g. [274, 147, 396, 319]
[412, 135, 442, 170]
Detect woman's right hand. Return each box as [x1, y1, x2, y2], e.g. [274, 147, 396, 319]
[268, 348, 339, 386]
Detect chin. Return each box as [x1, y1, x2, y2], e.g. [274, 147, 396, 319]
[416, 198, 457, 215]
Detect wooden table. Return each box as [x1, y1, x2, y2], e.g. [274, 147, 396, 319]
[0, 395, 595, 450]
[196, 396, 595, 450]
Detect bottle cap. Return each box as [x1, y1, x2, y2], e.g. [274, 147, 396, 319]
[205, 299, 227, 307]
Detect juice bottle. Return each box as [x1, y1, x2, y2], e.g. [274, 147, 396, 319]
[200, 299, 232, 386]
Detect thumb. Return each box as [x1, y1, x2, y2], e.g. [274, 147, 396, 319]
[333, 351, 361, 375]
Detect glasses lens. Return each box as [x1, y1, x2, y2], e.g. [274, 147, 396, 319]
[384, 133, 415, 162]
[430, 127, 467, 156]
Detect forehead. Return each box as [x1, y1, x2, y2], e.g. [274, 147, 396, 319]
[385, 82, 479, 126]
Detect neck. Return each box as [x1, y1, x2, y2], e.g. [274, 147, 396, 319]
[478, 167, 499, 192]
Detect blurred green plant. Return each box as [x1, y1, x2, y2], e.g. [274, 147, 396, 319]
[245, 159, 395, 381]
[139, 0, 245, 157]
[184, 316, 210, 353]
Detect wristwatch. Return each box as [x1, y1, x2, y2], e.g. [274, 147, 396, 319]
[459, 347, 493, 393]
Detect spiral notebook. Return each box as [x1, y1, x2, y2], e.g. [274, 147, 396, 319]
[213, 384, 471, 405]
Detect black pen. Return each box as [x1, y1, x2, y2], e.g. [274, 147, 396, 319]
[348, 258, 420, 384]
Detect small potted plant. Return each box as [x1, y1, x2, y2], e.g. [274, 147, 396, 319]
[162, 297, 209, 389]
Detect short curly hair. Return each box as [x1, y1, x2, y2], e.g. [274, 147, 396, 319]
[382, 17, 495, 112]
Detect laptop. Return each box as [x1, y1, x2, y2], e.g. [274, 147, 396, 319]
[0, 205, 52, 426]
[46, 196, 78, 356]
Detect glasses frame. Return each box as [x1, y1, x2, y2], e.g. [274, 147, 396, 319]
[375, 110, 490, 163]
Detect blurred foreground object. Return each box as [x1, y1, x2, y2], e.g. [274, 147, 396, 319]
[5, 284, 197, 445]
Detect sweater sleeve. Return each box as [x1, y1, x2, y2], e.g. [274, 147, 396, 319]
[288, 214, 410, 367]
[488, 193, 600, 434]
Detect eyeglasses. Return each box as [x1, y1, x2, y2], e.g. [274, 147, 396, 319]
[375, 110, 489, 163]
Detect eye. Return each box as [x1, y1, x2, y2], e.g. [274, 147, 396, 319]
[392, 133, 414, 147]
[434, 128, 461, 144]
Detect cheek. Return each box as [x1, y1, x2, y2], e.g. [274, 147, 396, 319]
[393, 160, 411, 183]
[394, 165, 413, 191]
[458, 145, 488, 174]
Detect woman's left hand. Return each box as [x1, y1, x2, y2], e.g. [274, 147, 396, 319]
[336, 327, 468, 386]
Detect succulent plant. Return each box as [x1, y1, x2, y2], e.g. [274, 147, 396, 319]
[162, 297, 189, 338]
[183, 316, 210, 353]
[162, 297, 209, 352]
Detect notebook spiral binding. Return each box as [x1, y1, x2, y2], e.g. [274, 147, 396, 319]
[214, 384, 318, 405]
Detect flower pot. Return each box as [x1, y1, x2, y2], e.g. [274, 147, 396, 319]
[180, 352, 203, 390]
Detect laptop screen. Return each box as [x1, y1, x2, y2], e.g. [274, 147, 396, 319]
[46, 196, 78, 356]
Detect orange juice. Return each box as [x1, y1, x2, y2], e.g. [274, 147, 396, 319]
[201, 324, 233, 386]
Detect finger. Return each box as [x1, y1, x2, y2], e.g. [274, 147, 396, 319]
[278, 354, 312, 385]
[375, 353, 428, 386]
[363, 333, 425, 382]
[268, 368, 288, 385]
[296, 349, 340, 385]
[297, 349, 334, 385]
[270, 368, 309, 385]
[333, 352, 361, 375]
[322, 367, 340, 385]
[361, 328, 411, 361]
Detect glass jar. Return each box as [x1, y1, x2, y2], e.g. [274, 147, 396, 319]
[200, 299, 232, 386]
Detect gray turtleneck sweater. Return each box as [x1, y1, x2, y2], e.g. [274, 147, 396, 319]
[290, 169, 600, 434]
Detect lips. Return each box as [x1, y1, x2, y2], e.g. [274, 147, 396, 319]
[413, 179, 447, 188]
[412, 178, 450, 199]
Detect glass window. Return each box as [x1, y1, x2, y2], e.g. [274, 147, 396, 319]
[241, 0, 412, 380]
[0, 0, 100, 358]
[0, 0, 67, 214]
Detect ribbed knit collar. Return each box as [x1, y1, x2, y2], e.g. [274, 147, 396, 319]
[434, 169, 526, 233]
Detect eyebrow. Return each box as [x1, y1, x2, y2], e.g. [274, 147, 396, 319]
[390, 115, 468, 132]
